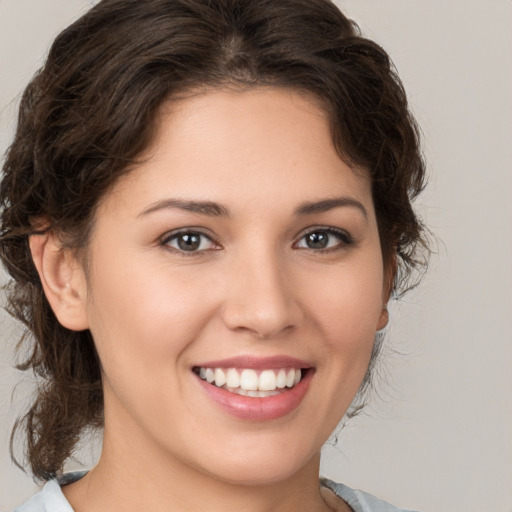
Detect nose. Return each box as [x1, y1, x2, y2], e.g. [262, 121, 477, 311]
[221, 249, 302, 339]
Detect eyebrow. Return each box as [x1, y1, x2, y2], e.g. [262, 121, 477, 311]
[295, 197, 368, 219]
[138, 199, 230, 218]
[138, 196, 368, 219]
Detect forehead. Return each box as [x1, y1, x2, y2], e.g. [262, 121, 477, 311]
[100, 87, 373, 219]
[151, 86, 331, 159]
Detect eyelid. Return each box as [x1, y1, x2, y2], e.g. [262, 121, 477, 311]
[160, 227, 221, 254]
[158, 225, 354, 255]
[293, 226, 354, 250]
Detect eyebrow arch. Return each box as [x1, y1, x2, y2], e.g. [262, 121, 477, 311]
[138, 199, 230, 218]
[295, 197, 368, 219]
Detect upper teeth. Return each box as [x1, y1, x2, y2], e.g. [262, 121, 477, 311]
[198, 367, 302, 392]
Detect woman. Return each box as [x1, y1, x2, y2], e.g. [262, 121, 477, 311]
[0, 0, 428, 510]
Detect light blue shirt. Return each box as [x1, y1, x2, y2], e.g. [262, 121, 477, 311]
[13, 473, 419, 512]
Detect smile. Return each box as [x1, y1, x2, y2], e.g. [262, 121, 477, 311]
[194, 367, 303, 397]
[193, 356, 313, 420]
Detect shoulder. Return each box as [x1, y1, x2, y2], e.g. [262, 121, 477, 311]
[321, 478, 420, 512]
[13, 472, 85, 512]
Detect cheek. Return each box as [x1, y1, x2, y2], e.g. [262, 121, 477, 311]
[84, 255, 217, 383]
[307, 261, 384, 342]
[82, 260, 221, 437]
[302, 253, 385, 393]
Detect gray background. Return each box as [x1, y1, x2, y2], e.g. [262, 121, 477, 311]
[1, 1, 511, 511]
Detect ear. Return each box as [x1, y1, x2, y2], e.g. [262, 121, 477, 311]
[376, 304, 389, 332]
[29, 230, 90, 331]
[377, 252, 397, 331]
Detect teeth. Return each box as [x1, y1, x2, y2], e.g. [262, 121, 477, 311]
[276, 369, 287, 388]
[227, 387, 281, 398]
[286, 369, 296, 387]
[225, 368, 240, 388]
[240, 369, 259, 391]
[214, 368, 226, 387]
[197, 367, 303, 394]
[205, 368, 215, 383]
[259, 370, 276, 391]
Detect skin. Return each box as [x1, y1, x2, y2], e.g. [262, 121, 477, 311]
[31, 88, 389, 512]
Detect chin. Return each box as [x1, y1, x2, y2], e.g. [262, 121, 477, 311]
[204, 460, 307, 487]
[188, 434, 320, 487]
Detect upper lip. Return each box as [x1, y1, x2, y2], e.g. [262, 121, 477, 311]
[193, 355, 312, 369]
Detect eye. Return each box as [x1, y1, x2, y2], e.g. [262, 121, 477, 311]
[162, 230, 218, 253]
[294, 228, 353, 251]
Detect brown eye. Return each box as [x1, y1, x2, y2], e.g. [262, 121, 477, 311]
[304, 232, 329, 249]
[295, 228, 353, 251]
[177, 233, 201, 251]
[163, 231, 217, 253]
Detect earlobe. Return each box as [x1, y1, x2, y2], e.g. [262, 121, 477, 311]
[376, 303, 389, 331]
[377, 253, 396, 331]
[29, 231, 89, 331]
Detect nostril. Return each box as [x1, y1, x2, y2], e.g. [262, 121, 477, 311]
[221, 302, 300, 340]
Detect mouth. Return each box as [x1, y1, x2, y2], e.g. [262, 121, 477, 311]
[192, 356, 314, 420]
[193, 366, 305, 397]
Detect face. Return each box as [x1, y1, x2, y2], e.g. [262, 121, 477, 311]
[77, 88, 388, 485]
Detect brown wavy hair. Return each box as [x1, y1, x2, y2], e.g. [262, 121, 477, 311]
[0, 0, 428, 481]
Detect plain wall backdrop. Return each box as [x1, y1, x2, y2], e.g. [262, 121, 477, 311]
[1, 1, 511, 511]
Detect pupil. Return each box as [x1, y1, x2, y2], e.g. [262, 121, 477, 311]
[178, 234, 200, 251]
[307, 232, 328, 249]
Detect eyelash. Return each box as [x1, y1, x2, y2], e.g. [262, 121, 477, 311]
[160, 227, 354, 256]
[294, 227, 354, 252]
[160, 229, 219, 256]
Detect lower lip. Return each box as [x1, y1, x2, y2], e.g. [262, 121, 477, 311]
[196, 370, 313, 421]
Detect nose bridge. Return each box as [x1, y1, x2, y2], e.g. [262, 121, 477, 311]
[221, 240, 299, 338]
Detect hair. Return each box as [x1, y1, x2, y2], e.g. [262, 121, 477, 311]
[0, 0, 428, 481]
